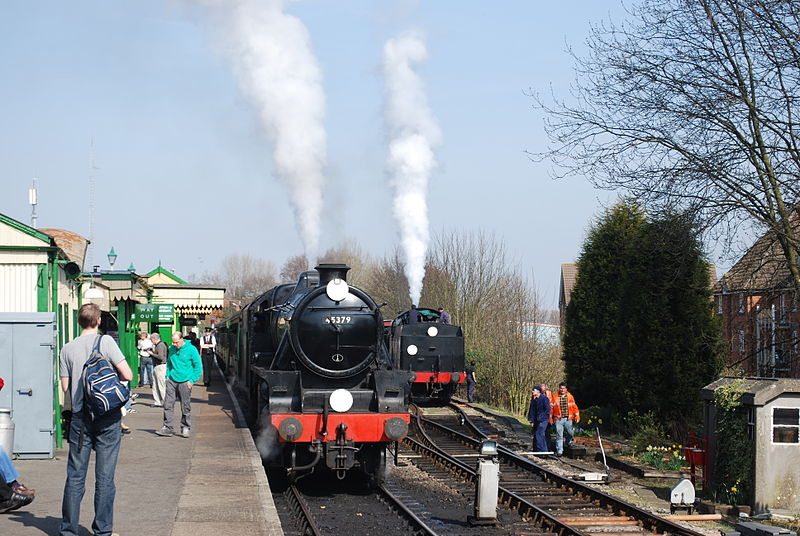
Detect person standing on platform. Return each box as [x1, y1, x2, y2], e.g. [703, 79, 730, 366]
[199, 327, 217, 387]
[437, 307, 451, 324]
[465, 361, 477, 402]
[148, 333, 168, 407]
[58, 303, 132, 536]
[137, 332, 154, 388]
[527, 386, 550, 452]
[550, 382, 580, 456]
[156, 332, 202, 438]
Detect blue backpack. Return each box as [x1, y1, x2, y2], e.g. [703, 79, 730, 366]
[82, 335, 129, 420]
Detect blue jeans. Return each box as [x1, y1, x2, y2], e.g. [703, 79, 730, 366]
[140, 359, 154, 386]
[60, 411, 122, 536]
[533, 420, 549, 452]
[0, 449, 20, 483]
[554, 418, 575, 455]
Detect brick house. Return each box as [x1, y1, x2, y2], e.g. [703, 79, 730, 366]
[713, 224, 800, 378]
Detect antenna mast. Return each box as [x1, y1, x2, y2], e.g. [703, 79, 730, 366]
[28, 177, 38, 228]
[88, 139, 98, 272]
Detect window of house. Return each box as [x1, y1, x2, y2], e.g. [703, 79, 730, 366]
[772, 407, 800, 444]
[747, 407, 756, 441]
[738, 329, 745, 354]
[738, 294, 745, 314]
[717, 295, 723, 314]
[780, 293, 787, 322]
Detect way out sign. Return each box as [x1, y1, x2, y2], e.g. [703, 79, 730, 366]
[133, 304, 174, 323]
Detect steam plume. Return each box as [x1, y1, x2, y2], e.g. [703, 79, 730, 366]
[383, 32, 441, 305]
[200, 0, 327, 262]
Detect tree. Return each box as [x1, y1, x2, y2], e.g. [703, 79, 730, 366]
[426, 230, 562, 415]
[563, 203, 646, 412]
[365, 250, 410, 318]
[192, 254, 277, 301]
[279, 254, 309, 283]
[318, 239, 374, 288]
[564, 202, 723, 435]
[622, 212, 724, 434]
[539, 0, 800, 296]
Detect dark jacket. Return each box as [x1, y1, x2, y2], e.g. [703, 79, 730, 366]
[527, 394, 550, 424]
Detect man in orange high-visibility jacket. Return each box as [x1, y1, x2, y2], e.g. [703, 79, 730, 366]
[550, 382, 580, 456]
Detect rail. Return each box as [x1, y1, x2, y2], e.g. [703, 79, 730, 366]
[415, 410, 708, 536]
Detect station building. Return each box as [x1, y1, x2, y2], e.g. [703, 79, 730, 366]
[0, 211, 224, 456]
[702, 376, 800, 514]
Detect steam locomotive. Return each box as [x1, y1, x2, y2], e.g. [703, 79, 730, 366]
[386, 307, 465, 402]
[216, 264, 413, 482]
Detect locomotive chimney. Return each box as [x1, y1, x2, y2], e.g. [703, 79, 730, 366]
[315, 263, 350, 286]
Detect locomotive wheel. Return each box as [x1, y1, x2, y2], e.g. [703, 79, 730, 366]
[360, 445, 387, 488]
[436, 383, 457, 403]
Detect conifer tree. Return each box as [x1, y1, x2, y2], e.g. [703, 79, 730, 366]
[564, 203, 723, 434]
[563, 203, 645, 409]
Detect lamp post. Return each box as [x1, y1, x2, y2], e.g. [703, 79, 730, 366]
[107, 247, 117, 269]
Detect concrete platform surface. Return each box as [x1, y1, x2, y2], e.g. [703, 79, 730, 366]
[0, 368, 284, 536]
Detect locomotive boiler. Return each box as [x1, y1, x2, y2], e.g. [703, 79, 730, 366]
[218, 264, 412, 481]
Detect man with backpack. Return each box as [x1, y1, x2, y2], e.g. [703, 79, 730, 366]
[59, 303, 132, 536]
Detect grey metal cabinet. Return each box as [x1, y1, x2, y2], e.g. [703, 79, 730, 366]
[0, 313, 56, 458]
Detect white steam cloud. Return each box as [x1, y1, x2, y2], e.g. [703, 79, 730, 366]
[383, 32, 442, 306]
[200, 0, 327, 262]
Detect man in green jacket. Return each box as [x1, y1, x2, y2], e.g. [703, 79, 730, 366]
[156, 332, 202, 438]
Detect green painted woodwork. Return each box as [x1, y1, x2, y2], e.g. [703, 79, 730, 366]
[36, 264, 48, 312]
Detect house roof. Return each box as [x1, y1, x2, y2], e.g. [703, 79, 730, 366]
[560, 263, 579, 307]
[700, 376, 800, 406]
[714, 215, 799, 293]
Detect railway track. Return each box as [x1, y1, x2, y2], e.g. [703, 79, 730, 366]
[407, 405, 708, 536]
[274, 476, 442, 535]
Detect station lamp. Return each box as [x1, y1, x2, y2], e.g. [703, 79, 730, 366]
[107, 247, 117, 268]
[84, 265, 104, 299]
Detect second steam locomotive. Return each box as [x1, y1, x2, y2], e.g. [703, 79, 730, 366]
[386, 307, 465, 402]
[217, 264, 412, 481]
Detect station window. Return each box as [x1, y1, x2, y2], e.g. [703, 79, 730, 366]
[738, 294, 745, 314]
[716, 296, 723, 314]
[747, 407, 756, 441]
[738, 329, 745, 354]
[772, 407, 800, 444]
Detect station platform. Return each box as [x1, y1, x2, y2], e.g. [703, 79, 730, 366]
[0, 367, 284, 536]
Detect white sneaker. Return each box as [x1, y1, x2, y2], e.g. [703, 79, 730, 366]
[181, 427, 190, 438]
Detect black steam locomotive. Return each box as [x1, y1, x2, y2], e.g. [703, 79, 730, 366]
[386, 307, 465, 402]
[217, 264, 413, 481]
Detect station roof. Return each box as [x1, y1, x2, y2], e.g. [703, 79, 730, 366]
[701, 376, 800, 406]
[38, 228, 88, 266]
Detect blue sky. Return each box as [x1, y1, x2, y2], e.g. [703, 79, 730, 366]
[0, 1, 633, 308]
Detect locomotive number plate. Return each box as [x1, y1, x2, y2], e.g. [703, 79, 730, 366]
[324, 316, 352, 324]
